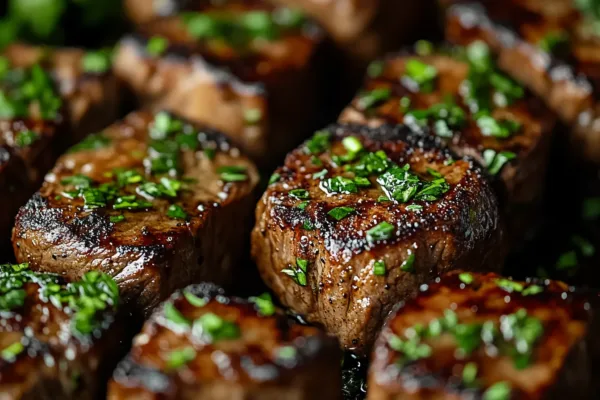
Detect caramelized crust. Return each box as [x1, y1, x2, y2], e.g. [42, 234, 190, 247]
[369, 271, 600, 399]
[12, 110, 259, 316]
[251, 123, 504, 355]
[108, 283, 342, 399]
[340, 48, 555, 242]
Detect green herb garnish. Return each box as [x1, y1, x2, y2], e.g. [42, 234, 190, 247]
[373, 260, 386, 276]
[194, 313, 240, 342]
[400, 253, 416, 273]
[167, 204, 188, 220]
[403, 59, 438, 93]
[146, 36, 169, 57]
[483, 149, 516, 175]
[366, 221, 395, 243]
[250, 292, 275, 316]
[14, 130, 39, 147]
[328, 206, 355, 221]
[166, 347, 196, 370]
[281, 258, 308, 286]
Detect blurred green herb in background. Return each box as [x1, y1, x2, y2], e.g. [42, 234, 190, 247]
[0, 0, 126, 49]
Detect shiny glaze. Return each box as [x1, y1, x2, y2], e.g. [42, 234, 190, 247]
[0, 44, 119, 251]
[12, 111, 259, 315]
[0, 269, 121, 399]
[339, 48, 555, 241]
[368, 271, 600, 399]
[108, 283, 342, 399]
[444, 1, 600, 163]
[114, 0, 325, 164]
[251, 123, 505, 355]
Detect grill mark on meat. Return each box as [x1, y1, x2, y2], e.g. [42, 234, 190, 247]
[368, 271, 600, 399]
[108, 282, 342, 399]
[12, 110, 259, 316]
[251, 123, 505, 355]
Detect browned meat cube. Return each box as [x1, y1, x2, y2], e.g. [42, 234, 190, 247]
[369, 270, 600, 399]
[251, 123, 505, 355]
[0, 44, 120, 250]
[114, 0, 326, 165]
[0, 263, 123, 399]
[108, 283, 342, 399]
[444, 0, 600, 163]
[339, 43, 555, 243]
[12, 110, 259, 316]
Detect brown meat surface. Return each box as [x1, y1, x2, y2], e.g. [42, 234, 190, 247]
[114, 0, 325, 165]
[339, 46, 555, 243]
[0, 44, 120, 251]
[368, 271, 600, 399]
[108, 283, 342, 400]
[12, 110, 259, 316]
[444, 0, 600, 163]
[251, 123, 505, 355]
[0, 263, 124, 399]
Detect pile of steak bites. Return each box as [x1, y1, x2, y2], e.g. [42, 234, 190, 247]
[2, 1, 600, 399]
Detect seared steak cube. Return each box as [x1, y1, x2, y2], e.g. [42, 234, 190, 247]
[369, 270, 600, 399]
[0, 44, 120, 249]
[251, 123, 504, 355]
[340, 43, 555, 243]
[0, 263, 122, 399]
[108, 283, 342, 399]
[12, 110, 259, 316]
[114, 0, 326, 165]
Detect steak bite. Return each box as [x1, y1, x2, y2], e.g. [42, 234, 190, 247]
[108, 283, 342, 400]
[0, 263, 123, 399]
[368, 271, 600, 399]
[0, 44, 119, 249]
[251, 123, 504, 355]
[12, 110, 259, 316]
[114, 0, 325, 164]
[444, 0, 600, 163]
[340, 42, 555, 242]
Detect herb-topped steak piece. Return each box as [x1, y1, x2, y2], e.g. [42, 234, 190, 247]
[251, 123, 504, 355]
[12, 110, 259, 316]
[114, 0, 325, 165]
[340, 41, 555, 243]
[0, 263, 123, 399]
[0, 44, 119, 250]
[368, 271, 600, 399]
[108, 283, 342, 399]
[444, 0, 600, 163]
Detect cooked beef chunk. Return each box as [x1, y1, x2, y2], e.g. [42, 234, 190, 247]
[251, 123, 505, 355]
[339, 43, 555, 243]
[0, 263, 123, 399]
[12, 110, 259, 316]
[108, 283, 342, 399]
[0, 44, 120, 250]
[114, 0, 326, 165]
[369, 270, 600, 399]
[444, 1, 600, 163]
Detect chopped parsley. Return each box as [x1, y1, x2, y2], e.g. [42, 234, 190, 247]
[146, 36, 169, 57]
[556, 250, 578, 270]
[81, 50, 111, 74]
[218, 166, 248, 182]
[403, 59, 438, 93]
[68, 132, 110, 153]
[164, 302, 191, 328]
[462, 362, 478, 385]
[406, 204, 422, 212]
[109, 215, 125, 223]
[404, 97, 466, 137]
[289, 188, 309, 199]
[483, 149, 516, 175]
[328, 206, 355, 221]
[458, 272, 474, 285]
[477, 115, 522, 138]
[373, 260, 386, 276]
[167, 204, 188, 220]
[377, 164, 450, 203]
[321, 176, 358, 194]
[250, 293, 275, 317]
[356, 87, 391, 111]
[494, 278, 524, 293]
[483, 382, 511, 400]
[367, 60, 384, 78]
[366, 221, 395, 243]
[1, 342, 24, 361]
[194, 313, 240, 342]
[539, 31, 569, 54]
[268, 172, 281, 185]
[166, 347, 196, 370]
[281, 258, 308, 286]
[304, 130, 331, 155]
[113, 195, 153, 211]
[296, 201, 309, 210]
[14, 130, 39, 147]
[400, 253, 416, 273]
[184, 290, 207, 308]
